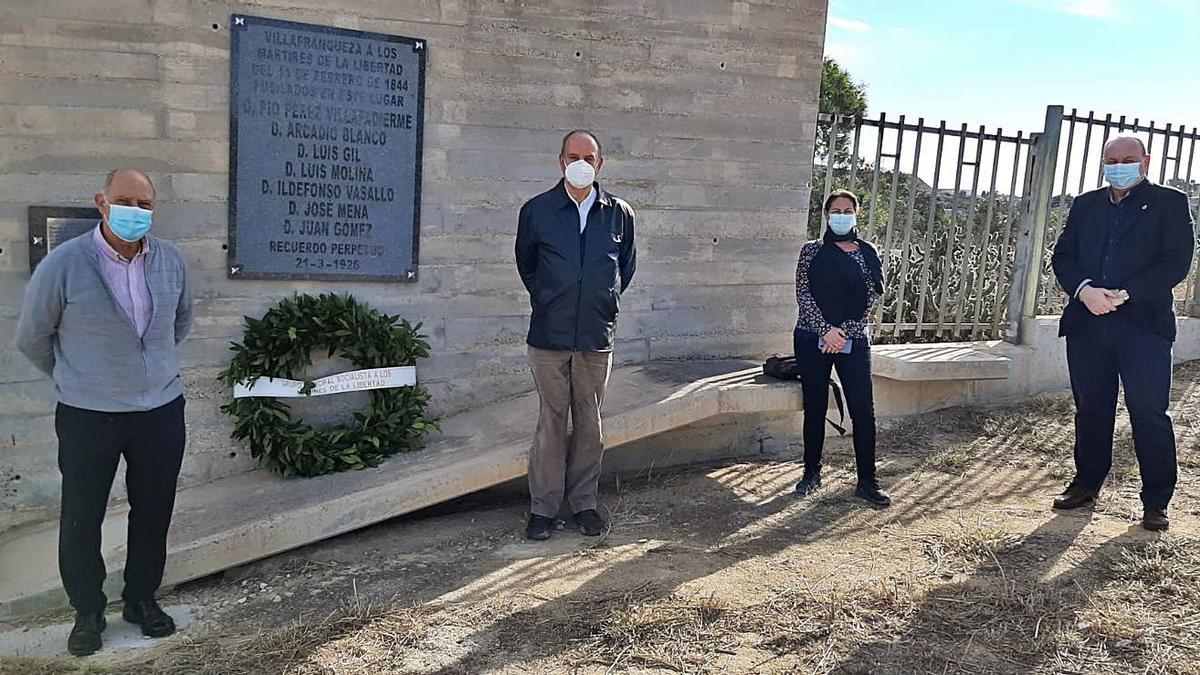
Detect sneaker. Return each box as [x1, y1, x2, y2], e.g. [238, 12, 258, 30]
[1052, 484, 1098, 511]
[1143, 507, 1169, 532]
[855, 480, 892, 507]
[574, 509, 606, 537]
[525, 514, 555, 541]
[122, 599, 176, 638]
[794, 471, 822, 497]
[67, 611, 106, 656]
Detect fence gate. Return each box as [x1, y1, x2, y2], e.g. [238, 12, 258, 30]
[816, 105, 1200, 345]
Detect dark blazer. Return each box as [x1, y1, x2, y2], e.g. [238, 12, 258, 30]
[515, 179, 637, 352]
[1052, 181, 1195, 341]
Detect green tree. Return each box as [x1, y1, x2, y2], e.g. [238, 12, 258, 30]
[816, 57, 867, 161]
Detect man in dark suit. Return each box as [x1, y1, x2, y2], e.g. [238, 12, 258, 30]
[1051, 136, 1196, 531]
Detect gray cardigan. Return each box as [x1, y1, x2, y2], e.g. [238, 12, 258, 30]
[15, 231, 193, 412]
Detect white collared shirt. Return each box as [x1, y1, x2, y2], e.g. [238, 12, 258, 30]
[567, 185, 597, 233]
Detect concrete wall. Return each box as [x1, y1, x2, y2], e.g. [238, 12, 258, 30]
[0, 1, 829, 521]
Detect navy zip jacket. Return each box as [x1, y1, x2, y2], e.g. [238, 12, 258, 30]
[1052, 180, 1195, 341]
[515, 179, 637, 352]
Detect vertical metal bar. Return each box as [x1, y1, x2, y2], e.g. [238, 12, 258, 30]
[971, 129, 1005, 339]
[864, 113, 886, 237]
[1007, 105, 1064, 344]
[1146, 120, 1157, 157]
[993, 133, 1028, 337]
[913, 121, 948, 338]
[1077, 112, 1095, 195]
[1172, 124, 1186, 183]
[1159, 123, 1171, 184]
[936, 124, 970, 334]
[890, 119, 927, 337]
[953, 126, 987, 335]
[879, 116, 906, 262]
[848, 116, 864, 193]
[1186, 128, 1198, 187]
[1096, 113, 1113, 187]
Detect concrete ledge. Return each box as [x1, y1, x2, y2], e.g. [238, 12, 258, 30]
[0, 360, 808, 619]
[872, 341, 1012, 381]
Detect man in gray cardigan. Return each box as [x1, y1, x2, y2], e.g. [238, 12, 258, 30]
[16, 169, 193, 656]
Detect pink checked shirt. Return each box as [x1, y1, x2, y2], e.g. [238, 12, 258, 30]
[92, 225, 152, 337]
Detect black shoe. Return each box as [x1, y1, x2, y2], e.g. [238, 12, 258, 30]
[574, 509, 606, 537]
[794, 471, 822, 497]
[855, 480, 892, 507]
[1052, 485, 1098, 510]
[1143, 507, 1170, 532]
[525, 514, 555, 541]
[67, 611, 106, 657]
[122, 599, 176, 638]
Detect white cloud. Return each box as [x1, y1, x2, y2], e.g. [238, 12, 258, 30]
[828, 15, 871, 32]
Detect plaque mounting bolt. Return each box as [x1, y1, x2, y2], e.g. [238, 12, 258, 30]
[414, 41, 424, 51]
[32, 236, 44, 245]
[406, 270, 415, 279]
[230, 265, 242, 276]
[234, 16, 245, 26]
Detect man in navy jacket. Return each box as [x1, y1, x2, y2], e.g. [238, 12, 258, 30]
[1051, 136, 1196, 530]
[515, 130, 637, 540]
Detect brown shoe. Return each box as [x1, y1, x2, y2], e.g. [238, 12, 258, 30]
[1052, 485, 1098, 510]
[1143, 507, 1170, 532]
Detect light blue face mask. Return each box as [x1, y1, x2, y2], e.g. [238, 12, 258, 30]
[1103, 162, 1144, 190]
[828, 213, 857, 236]
[106, 201, 153, 242]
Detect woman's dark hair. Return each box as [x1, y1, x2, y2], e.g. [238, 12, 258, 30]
[823, 189, 860, 213]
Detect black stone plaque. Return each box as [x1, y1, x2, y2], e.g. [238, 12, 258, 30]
[27, 206, 101, 274]
[227, 14, 426, 282]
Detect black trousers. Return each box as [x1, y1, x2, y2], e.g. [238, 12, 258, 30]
[1066, 317, 1176, 509]
[56, 396, 186, 615]
[794, 328, 877, 481]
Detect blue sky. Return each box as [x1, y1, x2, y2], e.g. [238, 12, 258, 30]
[824, 0, 1200, 135]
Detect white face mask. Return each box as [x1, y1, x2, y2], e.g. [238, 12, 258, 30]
[564, 159, 596, 189]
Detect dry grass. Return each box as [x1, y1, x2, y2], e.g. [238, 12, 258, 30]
[917, 517, 1022, 574]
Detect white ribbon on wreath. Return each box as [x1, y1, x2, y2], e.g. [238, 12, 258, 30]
[233, 366, 417, 399]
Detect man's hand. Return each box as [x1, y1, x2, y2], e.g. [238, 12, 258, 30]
[1079, 285, 1120, 316]
[822, 327, 847, 354]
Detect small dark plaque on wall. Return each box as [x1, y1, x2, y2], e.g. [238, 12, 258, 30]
[28, 206, 101, 274]
[227, 14, 426, 282]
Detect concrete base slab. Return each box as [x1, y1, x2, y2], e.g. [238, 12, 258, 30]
[0, 360, 810, 619]
[0, 605, 196, 659]
[873, 341, 1012, 381]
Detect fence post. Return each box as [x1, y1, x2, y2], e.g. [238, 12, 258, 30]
[1005, 105, 1064, 344]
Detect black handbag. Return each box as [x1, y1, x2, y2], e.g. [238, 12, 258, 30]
[762, 355, 846, 435]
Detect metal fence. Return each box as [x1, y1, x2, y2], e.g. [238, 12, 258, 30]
[814, 112, 1033, 342]
[815, 106, 1200, 345]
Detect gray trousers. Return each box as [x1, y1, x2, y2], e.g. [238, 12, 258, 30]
[527, 346, 613, 518]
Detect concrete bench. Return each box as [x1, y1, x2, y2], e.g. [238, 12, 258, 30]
[872, 341, 1012, 381]
[0, 359, 805, 619]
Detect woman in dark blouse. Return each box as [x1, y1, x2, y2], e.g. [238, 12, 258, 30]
[793, 189, 890, 506]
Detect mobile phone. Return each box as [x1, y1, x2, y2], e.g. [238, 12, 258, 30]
[818, 337, 853, 354]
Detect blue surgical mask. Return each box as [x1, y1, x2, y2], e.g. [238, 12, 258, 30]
[828, 213, 857, 236]
[1103, 162, 1144, 190]
[106, 201, 153, 242]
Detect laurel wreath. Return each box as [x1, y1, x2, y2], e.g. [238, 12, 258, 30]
[217, 293, 437, 477]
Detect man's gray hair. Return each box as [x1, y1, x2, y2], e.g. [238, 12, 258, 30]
[103, 168, 155, 193]
[1103, 135, 1147, 156]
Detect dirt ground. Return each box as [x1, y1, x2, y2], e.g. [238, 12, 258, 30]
[4, 362, 1200, 675]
